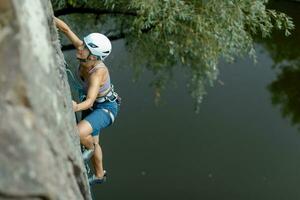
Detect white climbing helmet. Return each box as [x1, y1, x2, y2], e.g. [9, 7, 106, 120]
[83, 33, 112, 61]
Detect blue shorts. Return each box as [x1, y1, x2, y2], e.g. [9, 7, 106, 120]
[82, 101, 119, 136]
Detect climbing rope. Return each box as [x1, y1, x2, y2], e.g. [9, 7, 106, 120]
[65, 66, 86, 102]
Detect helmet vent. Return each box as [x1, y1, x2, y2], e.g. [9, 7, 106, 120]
[88, 43, 98, 48]
[103, 51, 110, 54]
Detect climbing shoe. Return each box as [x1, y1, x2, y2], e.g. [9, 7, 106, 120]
[89, 171, 107, 186]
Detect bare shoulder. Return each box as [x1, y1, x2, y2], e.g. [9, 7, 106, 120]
[96, 62, 107, 68]
[95, 62, 109, 74]
[90, 64, 108, 80]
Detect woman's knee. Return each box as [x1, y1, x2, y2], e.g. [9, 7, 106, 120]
[83, 135, 93, 143]
[77, 120, 93, 138]
[81, 135, 94, 149]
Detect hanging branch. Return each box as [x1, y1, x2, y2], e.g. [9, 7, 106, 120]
[54, 7, 137, 17]
[61, 32, 126, 51]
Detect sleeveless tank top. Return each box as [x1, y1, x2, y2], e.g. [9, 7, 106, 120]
[77, 64, 111, 96]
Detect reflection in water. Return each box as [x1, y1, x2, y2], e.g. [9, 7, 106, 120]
[268, 63, 300, 127]
[264, 1, 300, 128]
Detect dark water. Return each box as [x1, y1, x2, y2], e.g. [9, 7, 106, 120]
[63, 1, 300, 200]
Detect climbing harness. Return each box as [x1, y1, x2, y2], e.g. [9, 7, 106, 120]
[95, 85, 121, 124]
[95, 84, 119, 103]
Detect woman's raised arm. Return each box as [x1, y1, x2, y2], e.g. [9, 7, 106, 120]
[54, 16, 83, 49]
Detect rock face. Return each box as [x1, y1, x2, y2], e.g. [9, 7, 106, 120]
[0, 0, 91, 199]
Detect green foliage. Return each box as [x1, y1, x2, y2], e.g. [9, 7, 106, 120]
[52, 0, 87, 8]
[51, 0, 294, 111]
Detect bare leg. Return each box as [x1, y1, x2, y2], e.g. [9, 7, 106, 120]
[92, 135, 105, 178]
[77, 120, 104, 177]
[77, 120, 94, 149]
[82, 135, 94, 150]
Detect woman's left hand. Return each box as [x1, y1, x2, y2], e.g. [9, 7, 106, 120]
[72, 100, 78, 112]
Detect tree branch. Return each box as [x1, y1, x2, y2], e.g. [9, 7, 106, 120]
[54, 7, 137, 17]
[61, 32, 126, 51]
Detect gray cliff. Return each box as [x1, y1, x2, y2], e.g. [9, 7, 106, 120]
[0, 0, 91, 199]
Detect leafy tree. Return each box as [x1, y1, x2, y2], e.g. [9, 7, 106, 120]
[261, 1, 299, 66]
[51, 0, 294, 111]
